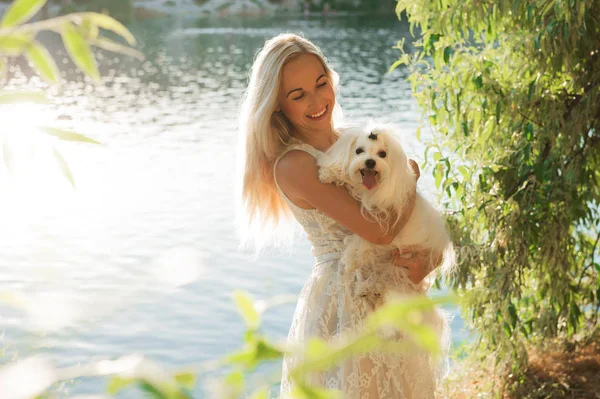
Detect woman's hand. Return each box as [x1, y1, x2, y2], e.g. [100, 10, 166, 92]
[391, 245, 442, 285]
[408, 158, 420, 180]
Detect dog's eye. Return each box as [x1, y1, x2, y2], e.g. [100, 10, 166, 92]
[355, 148, 364, 155]
[378, 151, 387, 158]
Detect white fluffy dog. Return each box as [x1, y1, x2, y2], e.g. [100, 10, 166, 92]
[317, 122, 456, 307]
[317, 122, 455, 383]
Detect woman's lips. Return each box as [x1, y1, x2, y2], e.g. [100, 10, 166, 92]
[306, 105, 329, 120]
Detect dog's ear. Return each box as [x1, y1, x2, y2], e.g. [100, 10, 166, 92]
[317, 134, 358, 184]
[376, 129, 416, 210]
[381, 130, 411, 178]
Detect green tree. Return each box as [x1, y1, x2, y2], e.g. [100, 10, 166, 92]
[394, 0, 600, 383]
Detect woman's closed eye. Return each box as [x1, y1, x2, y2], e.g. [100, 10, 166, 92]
[292, 82, 328, 101]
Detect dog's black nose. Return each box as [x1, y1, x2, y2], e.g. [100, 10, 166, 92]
[365, 159, 376, 169]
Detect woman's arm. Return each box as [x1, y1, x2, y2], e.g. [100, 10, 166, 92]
[276, 150, 414, 245]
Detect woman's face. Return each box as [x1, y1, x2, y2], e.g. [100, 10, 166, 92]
[276, 53, 335, 134]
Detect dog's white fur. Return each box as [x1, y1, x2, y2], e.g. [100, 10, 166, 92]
[317, 123, 454, 380]
[318, 123, 455, 290]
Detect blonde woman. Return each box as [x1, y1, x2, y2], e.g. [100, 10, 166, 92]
[235, 33, 444, 398]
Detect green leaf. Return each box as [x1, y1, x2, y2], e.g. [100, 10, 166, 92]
[524, 123, 534, 141]
[233, 290, 260, 330]
[443, 46, 451, 64]
[53, 147, 75, 187]
[249, 386, 270, 399]
[224, 346, 255, 368]
[82, 12, 137, 45]
[503, 321, 512, 338]
[138, 381, 169, 399]
[495, 101, 501, 124]
[435, 166, 443, 188]
[224, 370, 245, 394]
[224, 337, 282, 370]
[455, 184, 464, 200]
[0, 33, 32, 54]
[388, 58, 404, 74]
[173, 372, 196, 389]
[508, 302, 518, 329]
[80, 16, 99, 40]
[0, 0, 47, 28]
[368, 295, 452, 329]
[513, 0, 521, 13]
[26, 42, 60, 83]
[527, 79, 536, 102]
[304, 337, 330, 361]
[0, 91, 48, 104]
[415, 126, 422, 141]
[483, 60, 495, 70]
[39, 127, 101, 145]
[461, 121, 468, 136]
[578, 0, 585, 25]
[424, 33, 441, 53]
[472, 74, 483, 89]
[107, 376, 136, 395]
[458, 165, 469, 180]
[91, 37, 144, 60]
[255, 338, 284, 362]
[433, 151, 442, 162]
[402, 323, 441, 354]
[60, 22, 100, 81]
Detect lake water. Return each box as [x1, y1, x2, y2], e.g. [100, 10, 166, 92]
[0, 12, 469, 397]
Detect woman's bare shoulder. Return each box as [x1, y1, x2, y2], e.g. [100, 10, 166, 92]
[275, 149, 318, 184]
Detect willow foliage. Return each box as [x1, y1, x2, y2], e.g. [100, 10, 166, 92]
[394, 0, 600, 370]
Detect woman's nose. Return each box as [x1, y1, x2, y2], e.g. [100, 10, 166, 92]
[305, 91, 318, 102]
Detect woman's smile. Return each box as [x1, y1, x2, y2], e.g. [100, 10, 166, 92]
[306, 104, 328, 120]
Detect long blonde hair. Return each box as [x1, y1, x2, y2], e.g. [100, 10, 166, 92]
[235, 33, 344, 254]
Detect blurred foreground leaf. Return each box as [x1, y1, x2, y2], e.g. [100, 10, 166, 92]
[0, 0, 47, 28]
[40, 127, 101, 145]
[60, 22, 100, 81]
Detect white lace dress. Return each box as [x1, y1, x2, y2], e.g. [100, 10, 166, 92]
[275, 140, 447, 399]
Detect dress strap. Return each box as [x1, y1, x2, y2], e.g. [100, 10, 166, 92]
[285, 138, 324, 158]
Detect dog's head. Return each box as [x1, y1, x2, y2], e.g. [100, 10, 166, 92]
[348, 124, 412, 184]
[321, 123, 416, 210]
